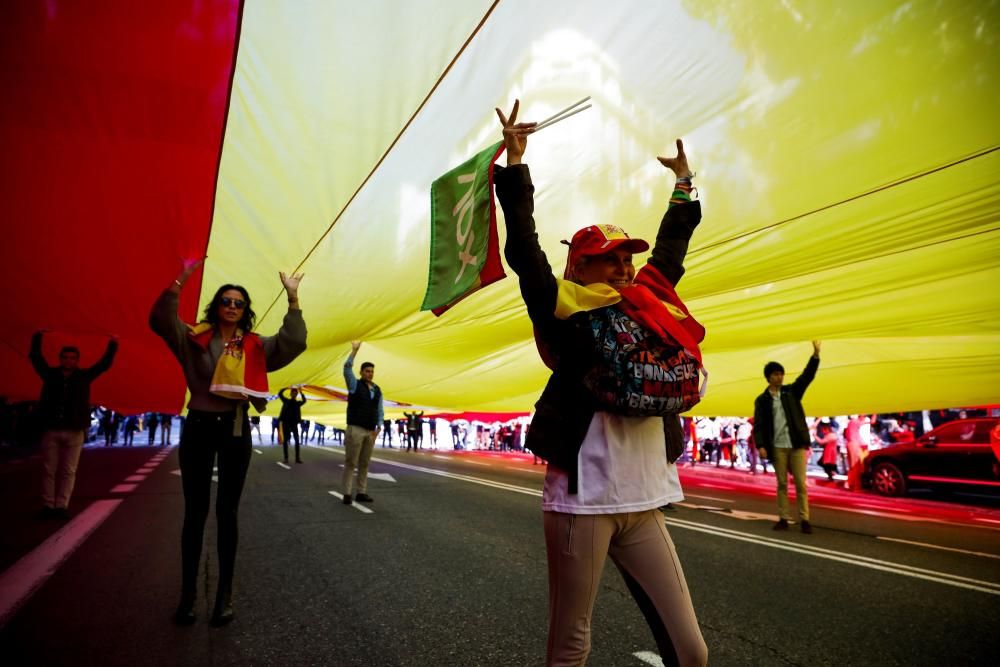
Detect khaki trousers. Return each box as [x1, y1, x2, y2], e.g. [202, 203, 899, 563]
[343, 425, 376, 495]
[772, 446, 810, 521]
[41, 429, 85, 509]
[543, 510, 708, 667]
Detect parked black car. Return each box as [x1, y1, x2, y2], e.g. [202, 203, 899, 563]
[863, 418, 1000, 497]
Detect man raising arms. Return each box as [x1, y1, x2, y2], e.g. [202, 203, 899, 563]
[342, 340, 383, 505]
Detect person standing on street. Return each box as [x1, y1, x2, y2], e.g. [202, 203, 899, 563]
[278, 386, 306, 463]
[342, 340, 383, 505]
[150, 258, 306, 627]
[146, 412, 160, 446]
[30, 329, 118, 518]
[495, 99, 708, 666]
[753, 341, 822, 534]
[159, 413, 173, 446]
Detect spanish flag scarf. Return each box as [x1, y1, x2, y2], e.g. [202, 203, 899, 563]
[540, 262, 706, 369]
[187, 323, 270, 412]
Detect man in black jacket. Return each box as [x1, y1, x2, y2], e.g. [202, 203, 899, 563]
[753, 341, 821, 533]
[30, 329, 118, 517]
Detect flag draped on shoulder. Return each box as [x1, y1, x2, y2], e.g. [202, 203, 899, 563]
[421, 141, 507, 315]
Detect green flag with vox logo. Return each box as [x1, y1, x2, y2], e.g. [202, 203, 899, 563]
[421, 141, 507, 315]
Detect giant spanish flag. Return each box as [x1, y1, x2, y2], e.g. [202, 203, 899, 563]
[2, 1, 998, 420]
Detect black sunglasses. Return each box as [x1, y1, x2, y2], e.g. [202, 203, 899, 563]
[220, 297, 246, 309]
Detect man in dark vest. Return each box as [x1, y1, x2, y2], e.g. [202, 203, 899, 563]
[342, 340, 383, 505]
[753, 341, 821, 534]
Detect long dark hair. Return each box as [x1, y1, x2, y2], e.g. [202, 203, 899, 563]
[202, 284, 256, 332]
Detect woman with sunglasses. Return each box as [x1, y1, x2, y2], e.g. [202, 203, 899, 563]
[150, 259, 306, 627]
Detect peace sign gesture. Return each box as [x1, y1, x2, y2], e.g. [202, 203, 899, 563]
[495, 99, 537, 166]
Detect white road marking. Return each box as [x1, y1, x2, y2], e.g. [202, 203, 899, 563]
[810, 502, 1000, 529]
[432, 455, 450, 460]
[313, 447, 541, 496]
[328, 491, 373, 514]
[373, 458, 541, 497]
[876, 536, 1000, 560]
[170, 469, 217, 483]
[254, 449, 263, 455]
[506, 466, 545, 474]
[124, 475, 146, 483]
[685, 494, 734, 503]
[676, 503, 728, 512]
[675, 503, 779, 522]
[665, 516, 1000, 596]
[334, 465, 396, 483]
[277, 462, 291, 470]
[109, 484, 138, 493]
[0, 499, 123, 625]
[633, 651, 664, 666]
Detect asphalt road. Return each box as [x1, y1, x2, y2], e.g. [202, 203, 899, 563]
[1, 442, 998, 666]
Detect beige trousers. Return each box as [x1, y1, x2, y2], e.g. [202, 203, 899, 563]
[41, 429, 86, 509]
[543, 510, 708, 667]
[772, 446, 810, 521]
[343, 425, 376, 495]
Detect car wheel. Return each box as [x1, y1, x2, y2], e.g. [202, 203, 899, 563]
[871, 462, 907, 497]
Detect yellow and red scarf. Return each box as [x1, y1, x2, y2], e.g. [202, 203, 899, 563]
[539, 262, 706, 369]
[187, 323, 270, 411]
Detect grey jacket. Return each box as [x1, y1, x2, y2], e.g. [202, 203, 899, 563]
[149, 289, 307, 415]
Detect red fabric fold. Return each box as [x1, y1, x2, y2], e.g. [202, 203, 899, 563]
[619, 263, 705, 363]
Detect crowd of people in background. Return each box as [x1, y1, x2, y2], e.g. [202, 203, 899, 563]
[0, 397, 986, 462]
[0, 401, 183, 449]
[95, 409, 181, 447]
[680, 408, 989, 485]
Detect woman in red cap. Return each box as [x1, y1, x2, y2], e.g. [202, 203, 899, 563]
[494, 100, 708, 666]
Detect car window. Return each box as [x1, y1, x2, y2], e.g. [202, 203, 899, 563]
[929, 422, 966, 441]
[974, 420, 998, 444]
[930, 421, 989, 444]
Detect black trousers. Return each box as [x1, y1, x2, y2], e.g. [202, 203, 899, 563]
[281, 419, 300, 460]
[178, 410, 252, 599]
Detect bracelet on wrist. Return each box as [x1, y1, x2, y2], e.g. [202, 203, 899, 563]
[173, 279, 182, 288]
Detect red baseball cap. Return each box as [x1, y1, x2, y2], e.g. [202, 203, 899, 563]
[563, 224, 649, 276]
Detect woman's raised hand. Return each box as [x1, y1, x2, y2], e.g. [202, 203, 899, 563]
[279, 271, 304, 296]
[495, 99, 537, 166]
[657, 139, 692, 179]
[174, 258, 205, 289]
